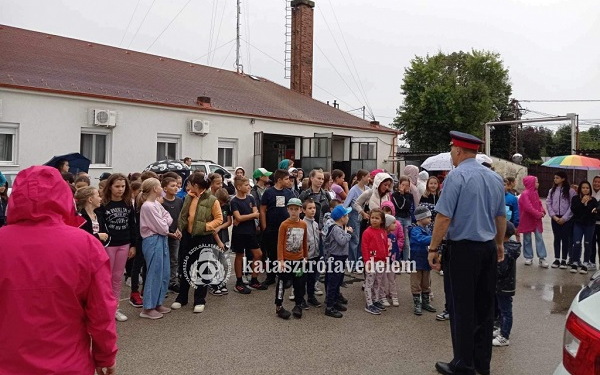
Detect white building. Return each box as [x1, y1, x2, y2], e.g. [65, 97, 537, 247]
[0, 4, 397, 181]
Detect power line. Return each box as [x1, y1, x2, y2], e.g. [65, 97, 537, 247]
[316, 8, 374, 120]
[145, 0, 193, 52]
[119, 0, 142, 47]
[314, 43, 369, 118]
[191, 38, 236, 62]
[127, 0, 157, 49]
[210, 0, 228, 66]
[240, 38, 359, 110]
[521, 99, 600, 103]
[325, 0, 374, 119]
[206, 0, 219, 65]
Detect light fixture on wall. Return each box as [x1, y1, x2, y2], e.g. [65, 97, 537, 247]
[250, 118, 255, 124]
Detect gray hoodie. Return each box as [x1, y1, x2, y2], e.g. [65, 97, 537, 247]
[303, 216, 321, 259]
[324, 223, 351, 258]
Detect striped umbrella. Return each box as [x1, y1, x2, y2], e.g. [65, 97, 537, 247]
[542, 155, 600, 170]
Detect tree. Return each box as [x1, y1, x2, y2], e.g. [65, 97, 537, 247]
[393, 50, 512, 151]
[578, 125, 600, 150]
[520, 126, 552, 160]
[546, 125, 572, 156]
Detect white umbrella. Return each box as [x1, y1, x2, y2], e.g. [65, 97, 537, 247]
[420, 152, 493, 171]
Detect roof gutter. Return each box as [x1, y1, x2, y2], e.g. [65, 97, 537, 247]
[0, 84, 399, 135]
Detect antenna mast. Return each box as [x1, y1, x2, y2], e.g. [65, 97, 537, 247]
[236, 0, 243, 73]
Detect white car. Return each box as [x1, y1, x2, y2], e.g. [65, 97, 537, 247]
[553, 270, 600, 375]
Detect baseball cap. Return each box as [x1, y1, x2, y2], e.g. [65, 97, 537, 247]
[331, 205, 352, 221]
[253, 168, 272, 179]
[98, 172, 112, 181]
[370, 169, 384, 178]
[287, 198, 302, 207]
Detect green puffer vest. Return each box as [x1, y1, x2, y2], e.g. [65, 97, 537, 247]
[178, 191, 218, 237]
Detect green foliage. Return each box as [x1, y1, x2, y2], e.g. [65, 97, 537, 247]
[546, 125, 573, 156]
[578, 125, 600, 150]
[520, 126, 553, 160]
[393, 50, 512, 151]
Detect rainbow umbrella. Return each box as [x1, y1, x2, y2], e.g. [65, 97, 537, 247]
[542, 155, 600, 170]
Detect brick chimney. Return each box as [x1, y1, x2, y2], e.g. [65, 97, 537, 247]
[290, 0, 315, 97]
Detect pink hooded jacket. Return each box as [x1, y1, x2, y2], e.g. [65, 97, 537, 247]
[403, 165, 422, 209]
[0, 166, 118, 375]
[380, 201, 405, 252]
[518, 175, 545, 233]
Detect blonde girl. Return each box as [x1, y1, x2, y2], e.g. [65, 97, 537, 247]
[138, 178, 173, 319]
[75, 186, 109, 245]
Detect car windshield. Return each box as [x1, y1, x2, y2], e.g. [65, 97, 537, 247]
[190, 165, 207, 173]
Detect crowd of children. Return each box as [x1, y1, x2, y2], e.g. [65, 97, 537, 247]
[1, 161, 547, 350]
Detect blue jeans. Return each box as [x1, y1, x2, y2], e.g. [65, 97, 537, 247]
[348, 214, 361, 270]
[522, 229, 547, 260]
[397, 216, 411, 260]
[496, 294, 513, 339]
[142, 234, 170, 310]
[571, 222, 595, 264]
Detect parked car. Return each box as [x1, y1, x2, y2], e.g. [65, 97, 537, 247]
[553, 270, 600, 375]
[186, 160, 253, 187]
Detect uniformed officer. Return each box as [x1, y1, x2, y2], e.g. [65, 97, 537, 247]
[428, 131, 507, 375]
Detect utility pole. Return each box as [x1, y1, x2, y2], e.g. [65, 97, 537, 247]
[362, 106, 365, 120]
[509, 99, 522, 158]
[235, 0, 243, 74]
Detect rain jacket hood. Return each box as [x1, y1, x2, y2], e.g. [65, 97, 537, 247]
[0, 166, 118, 374]
[234, 166, 246, 175]
[518, 176, 545, 233]
[8, 166, 85, 227]
[381, 200, 396, 216]
[369, 172, 393, 210]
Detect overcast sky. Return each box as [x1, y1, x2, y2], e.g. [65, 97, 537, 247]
[1, 0, 599, 130]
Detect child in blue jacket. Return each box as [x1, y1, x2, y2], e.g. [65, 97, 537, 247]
[409, 206, 437, 316]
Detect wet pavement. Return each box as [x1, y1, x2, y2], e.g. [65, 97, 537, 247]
[114, 213, 593, 375]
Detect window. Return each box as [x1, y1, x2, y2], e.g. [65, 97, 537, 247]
[80, 129, 111, 165]
[218, 138, 237, 168]
[156, 134, 181, 161]
[302, 137, 329, 157]
[351, 142, 376, 160]
[0, 124, 17, 164]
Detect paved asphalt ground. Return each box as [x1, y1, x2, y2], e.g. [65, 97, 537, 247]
[114, 214, 593, 375]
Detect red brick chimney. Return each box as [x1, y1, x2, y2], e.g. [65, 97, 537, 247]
[290, 0, 315, 97]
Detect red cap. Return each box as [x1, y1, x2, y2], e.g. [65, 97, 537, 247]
[449, 131, 483, 151]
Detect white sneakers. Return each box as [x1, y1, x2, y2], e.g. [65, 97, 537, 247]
[381, 298, 391, 307]
[171, 302, 182, 310]
[539, 259, 549, 268]
[193, 304, 205, 313]
[314, 283, 324, 296]
[392, 297, 400, 307]
[115, 309, 128, 322]
[524, 259, 533, 266]
[492, 335, 510, 347]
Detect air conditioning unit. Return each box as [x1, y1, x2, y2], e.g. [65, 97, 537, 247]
[190, 119, 209, 135]
[94, 109, 117, 127]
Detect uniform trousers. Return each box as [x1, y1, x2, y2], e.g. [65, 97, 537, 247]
[444, 239, 496, 374]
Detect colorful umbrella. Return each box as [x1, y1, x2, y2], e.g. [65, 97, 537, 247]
[542, 155, 600, 170]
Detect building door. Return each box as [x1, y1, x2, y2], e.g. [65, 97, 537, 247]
[254, 131, 263, 170]
[301, 133, 332, 172]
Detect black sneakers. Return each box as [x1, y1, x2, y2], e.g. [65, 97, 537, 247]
[337, 294, 348, 305]
[551, 259, 561, 268]
[234, 283, 251, 294]
[307, 296, 322, 307]
[333, 303, 347, 312]
[299, 301, 310, 310]
[276, 307, 291, 320]
[325, 308, 343, 318]
[249, 280, 268, 290]
[292, 305, 303, 318]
